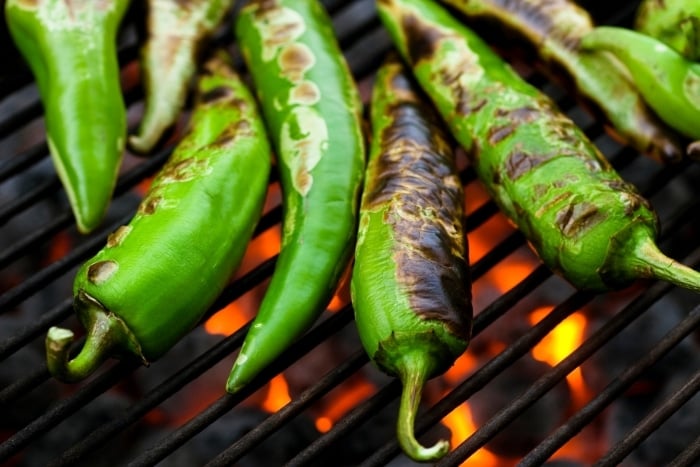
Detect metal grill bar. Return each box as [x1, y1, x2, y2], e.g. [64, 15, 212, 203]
[206, 349, 369, 466]
[669, 433, 700, 467]
[595, 369, 700, 467]
[1, 1, 699, 466]
[434, 206, 700, 466]
[128, 307, 355, 467]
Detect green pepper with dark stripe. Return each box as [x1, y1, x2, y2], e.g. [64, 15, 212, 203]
[351, 55, 471, 462]
[635, 0, 700, 61]
[5, 0, 129, 233]
[45, 52, 271, 382]
[378, 0, 700, 294]
[580, 26, 700, 142]
[128, 0, 234, 155]
[436, 0, 685, 164]
[225, 0, 366, 394]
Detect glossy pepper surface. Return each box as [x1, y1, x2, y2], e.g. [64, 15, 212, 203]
[378, 0, 700, 293]
[437, 0, 684, 164]
[581, 26, 700, 141]
[5, 0, 129, 233]
[45, 52, 271, 382]
[128, 0, 233, 154]
[635, 0, 700, 61]
[225, 0, 366, 394]
[351, 55, 471, 462]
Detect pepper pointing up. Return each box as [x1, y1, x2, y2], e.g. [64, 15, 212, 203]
[5, 0, 129, 234]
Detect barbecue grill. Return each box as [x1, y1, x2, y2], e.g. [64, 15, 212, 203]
[1, 1, 700, 466]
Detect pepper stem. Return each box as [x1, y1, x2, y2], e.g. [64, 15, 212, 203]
[396, 352, 450, 462]
[631, 234, 700, 293]
[45, 295, 144, 383]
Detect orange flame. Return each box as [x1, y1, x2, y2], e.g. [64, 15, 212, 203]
[261, 374, 292, 413]
[45, 231, 72, 264]
[441, 403, 501, 467]
[314, 379, 375, 433]
[204, 301, 249, 336]
[528, 306, 589, 404]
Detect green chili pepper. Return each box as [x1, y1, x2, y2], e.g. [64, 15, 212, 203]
[128, 0, 233, 155]
[225, 0, 366, 394]
[436, 0, 685, 164]
[635, 0, 700, 61]
[351, 55, 471, 462]
[5, 0, 129, 233]
[378, 0, 700, 294]
[580, 26, 700, 142]
[45, 52, 271, 382]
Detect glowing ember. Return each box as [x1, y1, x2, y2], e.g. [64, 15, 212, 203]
[441, 403, 500, 466]
[261, 374, 292, 413]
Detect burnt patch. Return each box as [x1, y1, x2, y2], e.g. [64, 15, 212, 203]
[279, 43, 315, 81]
[138, 195, 161, 216]
[488, 123, 517, 144]
[402, 13, 447, 64]
[366, 83, 471, 337]
[290, 81, 320, 105]
[554, 201, 605, 237]
[489, 0, 589, 49]
[200, 86, 234, 104]
[213, 120, 253, 146]
[87, 261, 118, 285]
[106, 226, 131, 248]
[504, 149, 552, 180]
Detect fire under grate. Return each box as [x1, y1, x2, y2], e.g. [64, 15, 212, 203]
[1, 1, 700, 466]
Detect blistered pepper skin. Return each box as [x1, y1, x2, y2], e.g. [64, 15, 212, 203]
[351, 56, 471, 462]
[581, 27, 700, 141]
[378, 0, 700, 294]
[45, 53, 271, 383]
[5, 0, 129, 233]
[635, 0, 700, 61]
[437, 0, 685, 164]
[128, 0, 233, 154]
[226, 0, 366, 394]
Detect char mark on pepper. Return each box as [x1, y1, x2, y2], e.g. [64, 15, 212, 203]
[369, 101, 470, 337]
[491, 0, 585, 48]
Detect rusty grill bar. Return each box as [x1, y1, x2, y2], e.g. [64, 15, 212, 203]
[1, 1, 700, 466]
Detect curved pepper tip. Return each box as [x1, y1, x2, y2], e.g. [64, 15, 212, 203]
[396, 353, 450, 462]
[45, 296, 145, 383]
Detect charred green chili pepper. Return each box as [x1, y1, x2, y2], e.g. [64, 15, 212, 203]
[128, 0, 233, 155]
[635, 0, 700, 61]
[580, 26, 700, 141]
[351, 55, 471, 462]
[378, 0, 700, 294]
[225, 0, 366, 394]
[436, 0, 684, 164]
[5, 0, 129, 233]
[45, 52, 271, 382]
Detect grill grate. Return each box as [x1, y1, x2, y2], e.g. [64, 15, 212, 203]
[1, 1, 700, 466]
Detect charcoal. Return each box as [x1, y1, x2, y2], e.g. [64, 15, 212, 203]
[581, 295, 697, 395]
[469, 355, 572, 458]
[145, 407, 319, 466]
[607, 364, 700, 467]
[0, 316, 60, 427]
[130, 326, 230, 422]
[20, 391, 134, 467]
